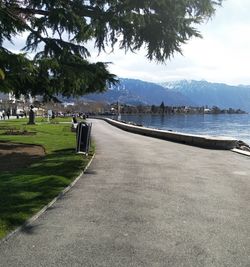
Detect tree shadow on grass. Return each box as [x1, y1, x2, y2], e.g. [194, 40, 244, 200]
[0, 148, 92, 239]
[0, 152, 44, 172]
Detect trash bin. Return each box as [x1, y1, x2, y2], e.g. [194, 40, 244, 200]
[76, 122, 92, 154]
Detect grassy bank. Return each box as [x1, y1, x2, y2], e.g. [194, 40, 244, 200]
[0, 118, 94, 239]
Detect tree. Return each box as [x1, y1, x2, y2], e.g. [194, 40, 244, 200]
[0, 68, 5, 80]
[151, 105, 157, 114]
[0, 0, 222, 99]
[160, 101, 165, 114]
[212, 105, 221, 114]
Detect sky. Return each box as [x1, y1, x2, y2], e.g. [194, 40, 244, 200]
[89, 0, 250, 86]
[5, 0, 250, 86]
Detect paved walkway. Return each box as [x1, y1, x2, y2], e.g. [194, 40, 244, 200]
[0, 119, 249, 266]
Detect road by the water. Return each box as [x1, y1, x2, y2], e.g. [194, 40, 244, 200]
[0, 119, 249, 266]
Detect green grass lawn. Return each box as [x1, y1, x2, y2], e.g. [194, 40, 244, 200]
[0, 117, 94, 239]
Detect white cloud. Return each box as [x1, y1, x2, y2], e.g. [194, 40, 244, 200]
[90, 0, 250, 85]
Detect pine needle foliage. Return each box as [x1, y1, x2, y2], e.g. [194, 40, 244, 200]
[0, 0, 222, 99]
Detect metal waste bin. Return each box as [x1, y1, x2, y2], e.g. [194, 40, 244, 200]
[76, 122, 92, 154]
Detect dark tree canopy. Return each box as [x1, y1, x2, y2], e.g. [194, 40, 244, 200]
[0, 0, 222, 99]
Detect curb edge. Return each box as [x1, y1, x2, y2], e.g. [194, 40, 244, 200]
[231, 148, 250, 157]
[0, 153, 96, 244]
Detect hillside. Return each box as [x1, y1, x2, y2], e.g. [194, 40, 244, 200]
[162, 80, 250, 112]
[1, 78, 249, 112]
[84, 78, 193, 106]
[85, 78, 250, 111]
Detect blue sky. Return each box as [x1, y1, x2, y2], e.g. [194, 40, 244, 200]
[91, 0, 250, 85]
[5, 0, 250, 86]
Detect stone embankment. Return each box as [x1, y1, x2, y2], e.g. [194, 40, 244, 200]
[101, 118, 238, 150]
[235, 140, 250, 152]
[232, 140, 250, 156]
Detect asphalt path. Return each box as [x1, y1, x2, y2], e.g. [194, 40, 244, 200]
[0, 119, 250, 267]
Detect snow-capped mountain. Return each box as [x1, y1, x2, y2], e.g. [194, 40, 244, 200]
[161, 80, 250, 111]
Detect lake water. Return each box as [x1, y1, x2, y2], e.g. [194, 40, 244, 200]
[112, 114, 250, 145]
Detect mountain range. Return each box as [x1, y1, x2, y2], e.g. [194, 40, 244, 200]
[162, 80, 250, 112]
[84, 78, 250, 112]
[84, 78, 192, 106]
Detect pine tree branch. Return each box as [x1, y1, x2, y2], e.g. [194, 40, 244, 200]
[11, 5, 110, 20]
